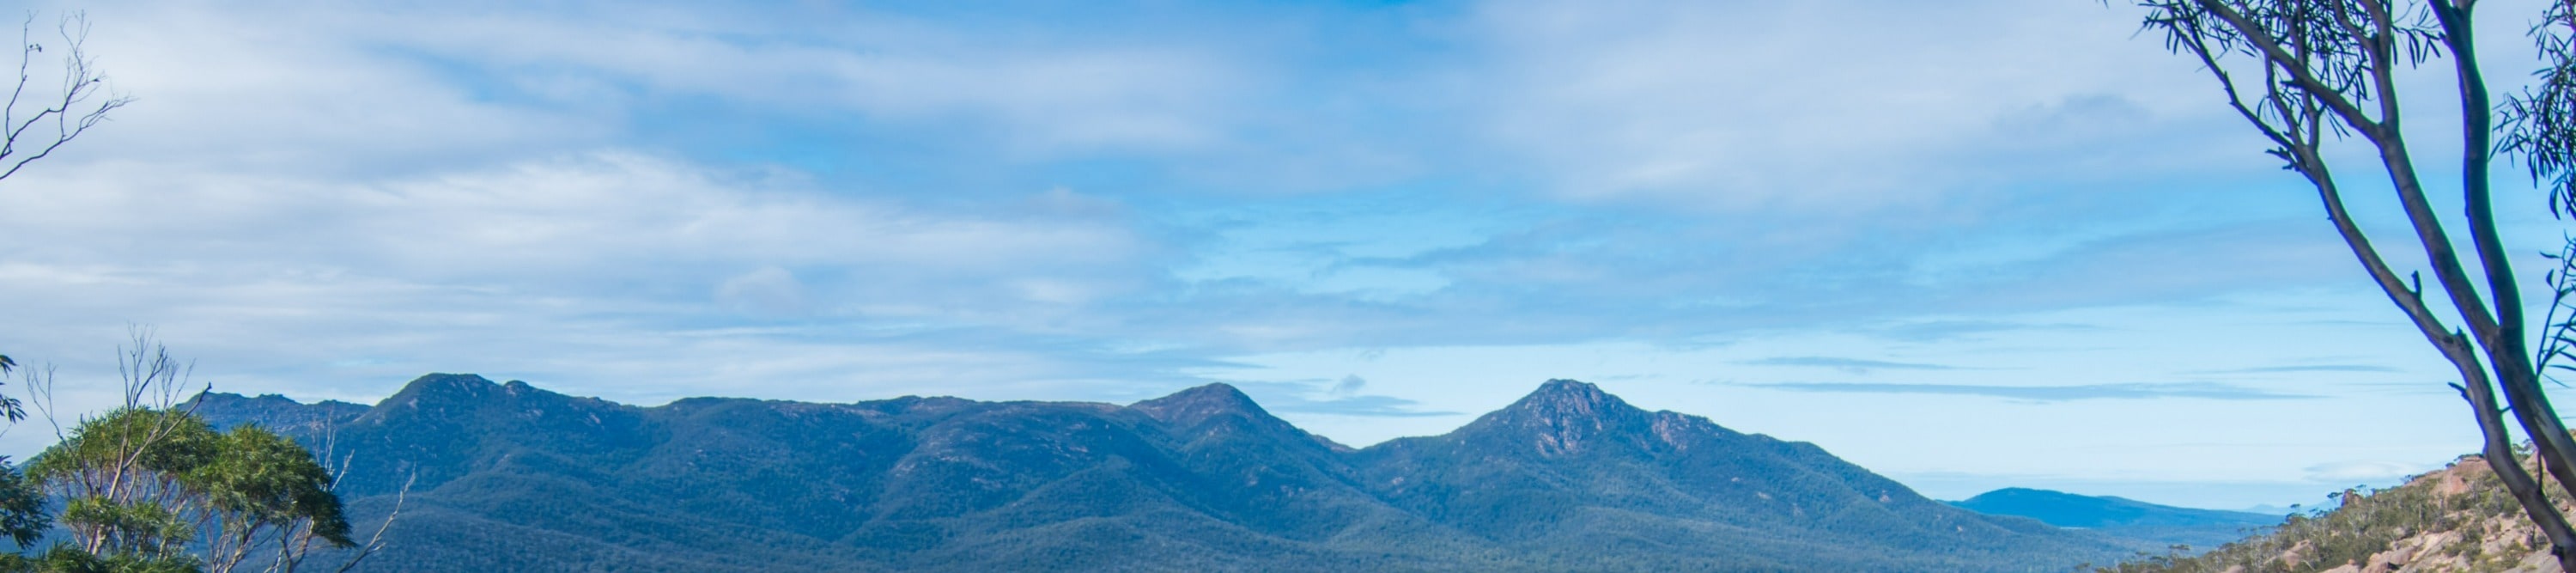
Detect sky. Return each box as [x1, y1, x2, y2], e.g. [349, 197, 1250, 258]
[1, 0, 2568, 511]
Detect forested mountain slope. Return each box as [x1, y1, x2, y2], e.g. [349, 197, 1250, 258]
[190, 375, 2130, 572]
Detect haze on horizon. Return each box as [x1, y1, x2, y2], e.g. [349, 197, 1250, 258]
[4, 0, 2567, 512]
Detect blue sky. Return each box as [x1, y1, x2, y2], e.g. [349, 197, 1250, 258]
[2, 0, 2567, 510]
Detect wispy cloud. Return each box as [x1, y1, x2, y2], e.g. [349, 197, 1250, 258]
[5, 0, 2361, 376]
[2197, 364, 2400, 375]
[1737, 356, 1968, 374]
[1743, 381, 2312, 401]
[1229, 381, 1457, 418]
[0, 0, 2473, 499]
[2305, 460, 2433, 483]
[1465, 0, 2241, 210]
[1860, 320, 2099, 342]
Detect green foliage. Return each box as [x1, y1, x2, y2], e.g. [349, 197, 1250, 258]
[27, 409, 220, 558]
[2503, 0, 2576, 216]
[193, 427, 349, 548]
[27, 409, 219, 486]
[56, 499, 190, 559]
[13, 406, 354, 571]
[0, 543, 203, 573]
[0, 460, 51, 549]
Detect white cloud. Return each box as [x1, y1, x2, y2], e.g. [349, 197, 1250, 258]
[21, 0, 1256, 176]
[353, 6, 1243, 155]
[2305, 460, 2435, 484]
[40, 3, 598, 174]
[0, 150, 1160, 424]
[1465, 0, 2250, 210]
[5, 153, 1146, 285]
[0, 0, 2526, 508]
[715, 266, 807, 316]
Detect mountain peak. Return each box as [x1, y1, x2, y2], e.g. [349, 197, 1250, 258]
[365, 373, 501, 420]
[1449, 379, 1655, 458]
[411, 372, 498, 390]
[1130, 383, 1267, 428]
[1533, 377, 1604, 396]
[388, 373, 500, 400]
[1504, 379, 1635, 419]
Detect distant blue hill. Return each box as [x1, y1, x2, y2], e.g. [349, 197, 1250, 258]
[1948, 488, 2279, 551]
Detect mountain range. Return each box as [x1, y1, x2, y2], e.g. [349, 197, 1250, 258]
[188, 374, 2149, 572]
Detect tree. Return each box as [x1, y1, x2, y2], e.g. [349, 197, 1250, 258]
[24, 411, 354, 573]
[3, 336, 403, 573]
[2135, 0, 2576, 570]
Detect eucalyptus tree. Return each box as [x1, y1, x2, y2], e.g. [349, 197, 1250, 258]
[0, 338, 400, 573]
[25, 410, 353, 573]
[2134, 0, 2576, 569]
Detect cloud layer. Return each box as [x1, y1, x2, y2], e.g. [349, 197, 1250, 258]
[2, 0, 2553, 509]
[1743, 381, 2314, 402]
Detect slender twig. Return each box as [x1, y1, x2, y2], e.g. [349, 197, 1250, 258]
[0, 11, 129, 183]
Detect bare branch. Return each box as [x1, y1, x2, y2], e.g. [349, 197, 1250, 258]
[330, 473, 412, 573]
[0, 10, 130, 185]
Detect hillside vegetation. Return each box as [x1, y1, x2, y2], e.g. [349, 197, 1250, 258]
[2099, 457, 2561, 573]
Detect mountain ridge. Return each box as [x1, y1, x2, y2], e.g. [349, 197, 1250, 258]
[1948, 487, 2279, 551]
[187, 374, 2135, 572]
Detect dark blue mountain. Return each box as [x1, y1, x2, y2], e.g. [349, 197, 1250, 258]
[188, 375, 2131, 572]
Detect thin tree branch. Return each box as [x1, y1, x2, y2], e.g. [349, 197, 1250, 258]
[0, 11, 130, 184]
[2190, 0, 2389, 134]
